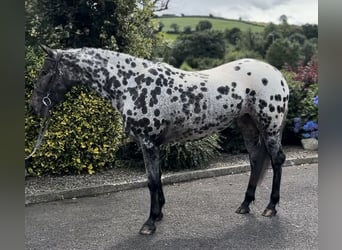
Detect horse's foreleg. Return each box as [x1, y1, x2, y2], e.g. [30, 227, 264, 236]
[139, 142, 165, 235]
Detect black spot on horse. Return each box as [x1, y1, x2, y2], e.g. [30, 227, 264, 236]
[127, 110, 133, 116]
[148, 68, 158, 76]
[175, 117, 185, 125]
[108, 76, 121, 88]
[275, 94, 282, 101]
[155, 78, 163, 87]
[182, 103, 190, 115]
[200, 82, 206, 86]
[235, 66, 241, 71]
[127, 87, 139, 101]
[180, 93, 187, 102]
[232, 93, 241, 100]
[171, 96, 178, 102]
[245, 88, 250, 94]
[138, 118, 150, 128]
[247, 72, 252, 76]
[200, 87, 208, 92]
[131, 62, 136, 68]
[249, 90, 256, 96]
[269, 104, 275, 112]
[277, 105, 284, 113]
[281, 80, 284, 86]
[166, 88, 172, 95]
[259, 99, 268, 109]
[145, 77, 153, 86]
[149, 87, 161, 107]
[194, 103, 201, 114]
[223, 104, 228, 109]
[134, 88, 148, 114]
[232, 82, 237, 88]
[262, 78, 268, 86]
[217, 86, 230, 95]
[237, 101, 243, 110]
[135, 74, 145, 85]
[154, 109, 160, 117]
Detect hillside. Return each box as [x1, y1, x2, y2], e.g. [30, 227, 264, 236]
[155, 16, 266, 41]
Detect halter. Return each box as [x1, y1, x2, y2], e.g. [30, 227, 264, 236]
[25, 54, 62, 161]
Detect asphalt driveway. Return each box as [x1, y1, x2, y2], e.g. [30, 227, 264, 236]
[25, 164, 318, 250]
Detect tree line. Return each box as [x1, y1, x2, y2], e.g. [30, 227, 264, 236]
[156, 18, 317, 70]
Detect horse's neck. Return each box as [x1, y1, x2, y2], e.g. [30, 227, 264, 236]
[64, 48, 150, 112]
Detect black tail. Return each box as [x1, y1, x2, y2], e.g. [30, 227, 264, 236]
[252, 137, 270, 186]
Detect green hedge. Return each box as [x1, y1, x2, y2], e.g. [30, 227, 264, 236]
[116, 134, 222, 171]
[25, 47, 124, 176]
[161, 134, 222, 170]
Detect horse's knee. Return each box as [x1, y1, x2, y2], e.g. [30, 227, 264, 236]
[273, 150, 286, 167]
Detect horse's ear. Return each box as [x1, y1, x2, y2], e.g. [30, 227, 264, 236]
[39, 44, 57, 58]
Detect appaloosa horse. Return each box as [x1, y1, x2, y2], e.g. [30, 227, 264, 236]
[30, 45, 289, 235]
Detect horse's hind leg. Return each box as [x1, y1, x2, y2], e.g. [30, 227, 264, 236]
[260, 124, 286, 217]
[139, 141, 165, 235]
[236, 114, 270, 214]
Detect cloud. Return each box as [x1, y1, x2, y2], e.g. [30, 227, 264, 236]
[248, 0, 292, 10]
[160, 0, 317, 24]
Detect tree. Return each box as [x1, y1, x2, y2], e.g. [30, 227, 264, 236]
[236, 29, 264, 57]
[289, 32, 307, 45]
[170, 30, 226, 67]
[170, 23, 180, 33]
[265, 39, 301, 69]
[25, 0, 161, 58]
[225, 27, 241, 45]
[279, 14, 288, 24]
[301, 40, 317, 65]
[158, 22, 165, 32]
[183, 26, 192, 34]
[196, 20, 213, 31]
[301, 24, 318, 39]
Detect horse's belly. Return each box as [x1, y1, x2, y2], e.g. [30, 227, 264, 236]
[163, 113, 235, 144]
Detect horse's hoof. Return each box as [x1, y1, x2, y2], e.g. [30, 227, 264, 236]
[262, 208, 277, 217]
[139, 224, 156, 235]
[235, 205, 250, 214]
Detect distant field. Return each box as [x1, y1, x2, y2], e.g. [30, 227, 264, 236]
[155, 16, 266, 34]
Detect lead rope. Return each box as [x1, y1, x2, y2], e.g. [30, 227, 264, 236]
[25, 94, 52, 160]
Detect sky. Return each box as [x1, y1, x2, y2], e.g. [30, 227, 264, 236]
[158, 0, 318, 25]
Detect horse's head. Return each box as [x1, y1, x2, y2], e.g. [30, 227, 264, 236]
[31, 45, 73, 117]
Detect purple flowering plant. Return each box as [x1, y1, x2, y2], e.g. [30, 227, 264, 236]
[293, 95, 318, 139]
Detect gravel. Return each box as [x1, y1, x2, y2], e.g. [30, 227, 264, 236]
[25, 146, 318, 197]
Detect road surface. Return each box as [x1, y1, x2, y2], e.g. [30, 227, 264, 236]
[26, 164, 318, 250]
